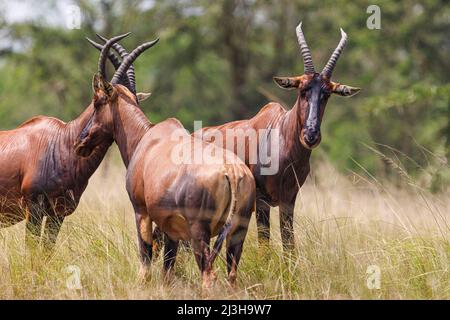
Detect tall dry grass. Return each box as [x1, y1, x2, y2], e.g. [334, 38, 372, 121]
[0, 147, 448, 299]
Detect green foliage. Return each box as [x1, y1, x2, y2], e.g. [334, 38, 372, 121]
[0, 0, 448, 190]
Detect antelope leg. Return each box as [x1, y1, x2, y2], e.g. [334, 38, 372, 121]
[279, 201, 295, 251]
[255, 199, 270, 246]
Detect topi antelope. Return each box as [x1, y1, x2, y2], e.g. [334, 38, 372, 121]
[198, 22, 361, 250]
[74, 36, 256, 289]
[0, 33, 149, 250]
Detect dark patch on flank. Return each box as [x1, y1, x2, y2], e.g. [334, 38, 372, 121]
[157, 173, 216, 211]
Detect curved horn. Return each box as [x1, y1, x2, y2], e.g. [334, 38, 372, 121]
[321, 28, 347, 79]
[87, 38, 121, 70]
[97, 32, 131, 79]
[296, 22, 315, 74]
[111, 38, 159, 85]
[97, 34, 136, 94]
[87, 37, 131, 89]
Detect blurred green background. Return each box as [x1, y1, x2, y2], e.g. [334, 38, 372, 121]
[0, 0, 448, 190]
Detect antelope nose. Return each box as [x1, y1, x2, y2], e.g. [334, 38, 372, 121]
[305, 128, 320, 146]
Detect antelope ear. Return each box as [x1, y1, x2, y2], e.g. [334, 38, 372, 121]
[137, 92, 152, 102]
[331, 82, 361, 97]
[273, 76, 302, 90]
[92, 73, 114, 97]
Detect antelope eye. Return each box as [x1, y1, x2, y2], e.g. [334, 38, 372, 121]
[94, 96, 107, 109]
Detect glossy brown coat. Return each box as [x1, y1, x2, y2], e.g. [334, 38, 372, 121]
[75, 82, 256, 288]
[198, 23, 360, 250]
[0, 104, 112, 247]
[199, 94, 313, 250]
[0, 33, 144, 248]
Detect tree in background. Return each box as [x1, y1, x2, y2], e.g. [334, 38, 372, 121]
[0, 0, 448, 190]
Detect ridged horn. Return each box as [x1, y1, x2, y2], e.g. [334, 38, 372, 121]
[86, 37, 131, 89]
[111, 38, 159, 85]
[97, 34, 136, 94]
[97, 32, 131, 79]
[296, 22, 315, 74]
[321, 28, 347, 79]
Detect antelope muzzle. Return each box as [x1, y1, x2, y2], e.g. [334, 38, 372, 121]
[301, 123, 322, 149]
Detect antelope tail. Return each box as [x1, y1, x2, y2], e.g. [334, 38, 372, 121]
[208, 170, 237, 265]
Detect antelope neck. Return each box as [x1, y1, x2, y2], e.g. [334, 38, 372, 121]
[112, 101, 152, 167]
[281, 95, 312, 162]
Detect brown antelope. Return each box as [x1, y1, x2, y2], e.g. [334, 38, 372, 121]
[0, 112, 105, 248]
[0, 33, 150, 250]
[74, 38, 256, 289]
[198, 22, 361, 250]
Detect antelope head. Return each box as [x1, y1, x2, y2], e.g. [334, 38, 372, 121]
[85, 34, 153, 103]
[274, 22, 361, 149]
[75, 34, 158, 157]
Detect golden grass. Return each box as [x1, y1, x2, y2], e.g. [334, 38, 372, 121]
[0, 149, 448, 299]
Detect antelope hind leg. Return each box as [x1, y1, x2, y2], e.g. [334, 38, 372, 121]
[190, 222, 216, 292]
[162, 235, 179, 281]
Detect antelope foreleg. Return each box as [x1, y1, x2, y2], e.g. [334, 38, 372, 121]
[255, 200, 270, 246]
[42, 215, 65, 251]
[135, 210, 153, 282]
[25, 199, 45, 249]
[279, 201, 295, 251]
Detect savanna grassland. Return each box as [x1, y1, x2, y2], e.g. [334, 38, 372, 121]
[0, 148, 448, 300]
